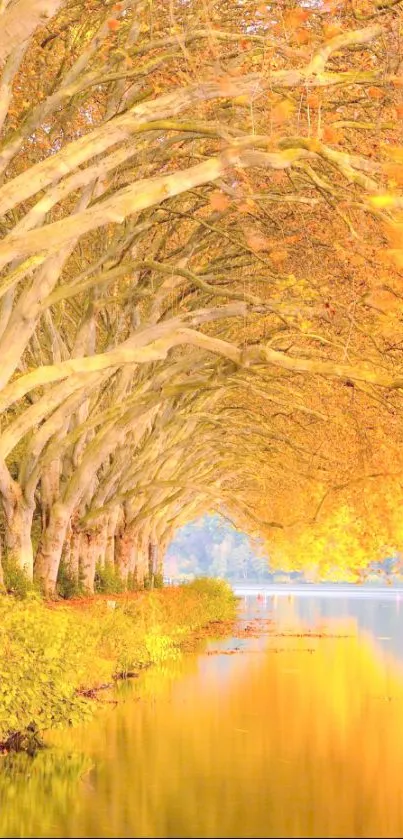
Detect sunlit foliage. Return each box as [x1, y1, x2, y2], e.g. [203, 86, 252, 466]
[0, 579, 236, 745]
[1, 0, 403, 588]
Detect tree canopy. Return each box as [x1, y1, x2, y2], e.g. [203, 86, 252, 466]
[1, 0, 403, 593]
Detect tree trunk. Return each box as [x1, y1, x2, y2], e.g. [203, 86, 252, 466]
[105, 506, 120, 566]
[63, 523, 80, 585]
[0, 463, 34, 578]
[128, 533, 138, 578]
[40, 459, 60, 531]
[95, 517, 108, 570]
[135, 541, 148, 588]
[148, 539, 159, 590]
[6, 500, 35, 581]
[80, 533, 97, 594]
[115, 523, 137, 584]
[34, 501, 70, 595]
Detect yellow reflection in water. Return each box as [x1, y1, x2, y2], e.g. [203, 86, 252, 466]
[2, 615, 403, 838]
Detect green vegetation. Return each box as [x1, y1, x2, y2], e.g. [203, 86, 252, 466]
[1, 555, 38, 599]
[93, 562, 126, 595]
[0, 579, 236, 751]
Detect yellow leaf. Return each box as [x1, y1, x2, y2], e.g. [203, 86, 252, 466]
[369, 194, 396, 209]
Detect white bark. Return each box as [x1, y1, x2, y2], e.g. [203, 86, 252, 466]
[0, 0, 63, 64]
[5, 500, 35, 580]
[105, 506, 121, 567]
[80, 533, 99, 594]
[34, 501, 70, 594]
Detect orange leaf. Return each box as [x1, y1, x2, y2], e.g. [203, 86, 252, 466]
[383, 163, 403, 185]
[272, 99, 295, 124]
[368, 86, 384, 100]
[323, 24, 343, 39]
[209, 192, 230, 211]
[246, 233, 271, 251]
[284, 8, 310, 30]
[395, 105, 403, 118]
[269, 249, 288, 264]
[294, 28, 310, 45]
[306, 93, 320, 109]
[322, 125, 343, 144]
[107, 18, 120, 31]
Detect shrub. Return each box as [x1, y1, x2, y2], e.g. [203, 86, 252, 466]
[0, 599, 101, 747]
[127, 568, 140, 591]
[94, 562, 125, 594]
[153, 571, 164, 588]
[185, 577, 237, 621]
[56, 557, 84, 600]
[0, 577, 237, 749]
[2, 555, 36, 599]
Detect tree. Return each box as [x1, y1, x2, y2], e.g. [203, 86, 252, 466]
[1, 0, 403, 593]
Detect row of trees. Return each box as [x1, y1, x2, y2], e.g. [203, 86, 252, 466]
[0, 0, 403, 594]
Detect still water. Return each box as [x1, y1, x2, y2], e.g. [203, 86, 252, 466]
[2, 586, 403, 838]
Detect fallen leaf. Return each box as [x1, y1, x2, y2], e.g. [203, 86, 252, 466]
[246, 233, 271, 251]
[368, 86, 384, 100]
[272, 99, 295, 124]
[209, 191, 231, 211]
[322, 125, 343, 144]
[323, 24, 343, 39]
[269, 249, 288, 263]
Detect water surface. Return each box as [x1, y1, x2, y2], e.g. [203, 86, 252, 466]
[2, 586, 403, 838]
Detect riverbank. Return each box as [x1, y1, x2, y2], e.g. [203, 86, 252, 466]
[0, 578, 236, 753]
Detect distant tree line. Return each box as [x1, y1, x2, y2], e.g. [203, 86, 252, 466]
[165, 515, 281, 581]
[165, 516, 403, 584]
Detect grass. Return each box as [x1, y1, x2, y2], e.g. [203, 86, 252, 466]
[0, 578, 236, 751]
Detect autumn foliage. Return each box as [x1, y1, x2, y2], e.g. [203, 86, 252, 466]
[0, 0, 403, 590]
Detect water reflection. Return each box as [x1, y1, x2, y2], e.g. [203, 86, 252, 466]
[2, 595, 403, 838]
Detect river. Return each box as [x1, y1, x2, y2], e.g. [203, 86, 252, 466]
[2, 585, 403, 838]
